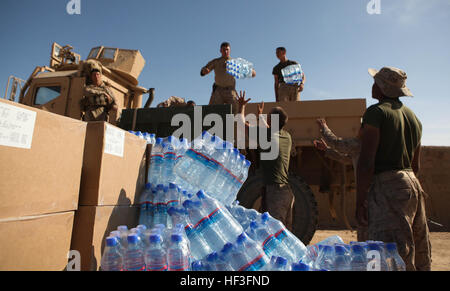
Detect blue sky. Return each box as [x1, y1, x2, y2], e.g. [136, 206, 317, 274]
[1, 0, 449, 145]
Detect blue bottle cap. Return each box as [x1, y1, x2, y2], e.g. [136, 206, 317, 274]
[386, 242, 397, 251]
[156, 184, 164, 191]
[192, 260, 204, 271]
[351, 244, 364, 254]
[261, 212, 269, 222]
[171, 234, 182, 243]
[169, 183, 177, 189]
[237, 233, 248, 244]
[167, 207, 176, 216]
[127, 234, 138, 244]
[275, 256, 288, 266]
[182, 200, 192, 208]
[323, 245, 334, 252]
[249, 221, 258, 229]
[149, 234, 162, 243]
[245, 160, 251, 167]
[106, 236, 118, 247]
[335, 245, 346, 255]
[163, 186, 169, 193]
[150, 133, 155, 138]
[128, 130, 135, 134]
[196, 190, 206, 199]
[368, 243, 381, 251]
[168, 136, 174, 143]
[292, 262, 309, 271]
[145, 183, 152, 190]
[222, 243, 234, 254]
[156, 138, 163, 144]
[233, 148, 240, 155]
[239, 153, 245, 160]
[207, 252, 218, 262]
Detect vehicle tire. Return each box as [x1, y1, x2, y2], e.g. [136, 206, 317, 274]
[237, 173, 318, 245]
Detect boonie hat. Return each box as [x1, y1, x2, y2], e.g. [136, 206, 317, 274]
[368, 66, 413, 98]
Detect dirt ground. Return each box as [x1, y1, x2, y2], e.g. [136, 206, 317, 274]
[310, 230, 450, 271]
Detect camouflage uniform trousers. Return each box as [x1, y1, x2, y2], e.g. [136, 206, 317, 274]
[277, 83, 300, 102]
[209, 86, 239, 114]
[261, 183, 295, 230]
[368, 170, 432, 271]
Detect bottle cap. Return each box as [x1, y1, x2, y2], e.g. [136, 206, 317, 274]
[335, 245, 346, 255]
[368, 243, 381, 251]
[261, 212, 269, 222]
[145, 183, 152, 190]
[192, 260, 204, 271]
[222, 243, 234, 254]
[163, 186, 169, 193]
[207, 252, 218, 262]
[171, 234, 182, 243]
[149, 234, 162, 243]
[156, 184, 164, 191]
[244, 160, 251, 167]
[127, 234, 138, 244]
[351, 245, 364, 254]
[249, 221, 258, 229]
[275, 256, 287, 266]
[169, 183, 177, 189]
[323, 245, 334, 252]
[137, 224, 147, 231]
[167, 207, 176, 216]
[106, 236, 118, 247]
[237, 233, 248, 244]
[156, 138, 163, 145]
[386, 242, 397, 251]
[196, 190, 206, 199]
[292, 263, 309, 271]
[110, 230, 121, 238]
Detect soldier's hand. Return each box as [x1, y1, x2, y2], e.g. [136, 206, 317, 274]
[237, 91, 251, 106]
[298, 83, 304, 92]
[313, 138, 328, 151]
[252, 69, 256, 78]
[257, 102, 264, 115]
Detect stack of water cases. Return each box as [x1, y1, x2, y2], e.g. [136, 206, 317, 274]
[281, 64, 303, 85]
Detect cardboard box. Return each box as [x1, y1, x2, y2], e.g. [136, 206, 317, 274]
[79, 122, 147, 206]
[0, 211, 74, 271]
[0, 99, 86, 219]
[70, 205, 139, 271]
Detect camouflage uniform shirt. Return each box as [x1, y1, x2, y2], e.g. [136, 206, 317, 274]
[80, 83, 117, 122]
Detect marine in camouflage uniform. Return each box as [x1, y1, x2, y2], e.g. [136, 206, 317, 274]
[314, 119, 368, 241]
[80, 68, 118, 122]
[357, 67, 431, 271]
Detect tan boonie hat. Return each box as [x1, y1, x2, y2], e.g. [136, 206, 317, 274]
[368, 66, 413, 98]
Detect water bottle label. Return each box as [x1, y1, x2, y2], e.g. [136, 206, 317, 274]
[125, 265, 146, 271]
[147, 264, 168, 271]
[184, 224, 194, 237]
[168, 263, 190, 271]
[164, 152, 177, 160]
[167, 200, 179, 208]
[261, 235, 279, 255]
[274, 228, 288, 242]
[193, 215, 211, 233]
[207, 207, 223, 224]
[238, 253, 267, 271]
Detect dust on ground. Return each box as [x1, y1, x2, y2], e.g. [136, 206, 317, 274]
[310, 230, 450, 271]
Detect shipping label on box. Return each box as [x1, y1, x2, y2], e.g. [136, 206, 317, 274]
[0, 102, 36, 149]
[104, 123, 125, 158]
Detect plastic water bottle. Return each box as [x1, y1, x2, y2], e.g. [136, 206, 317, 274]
[350, 244, 367, 271]
[314, 245, 335, 271]
[124, 234, 145, 271]
[183, 199, 227, 252]
[167, 234, 191, 271]
[149, 138, 164, 185]
[109, 231, 126, 256]
[130, 228, 146, 249]
[191, 260, 208, 271]
[222, 242, 254, 271]
[101, 236, 124, 271]
[138, 183, 152, 228]
[234, 233, 270, 271]
[291, 262, 310, 271]
[153, 184, 168, 227]
[334, 245, 351, 271]
[117, 225, 129, 248]
[248, 221, 295, 261]
[196, 190, 243, 241]
[270, 256, 289, 271]
[144, 234, 168, 271]
[162, 136, 178, 184]
[385, 243, 406, 271]
[261, 212, 307, 261]
[281, 64, 303, 85]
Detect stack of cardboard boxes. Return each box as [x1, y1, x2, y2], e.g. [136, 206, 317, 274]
[70, 122, 147, 271]
[0, 99, 149, 271]
[0, 99, 86, 271]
